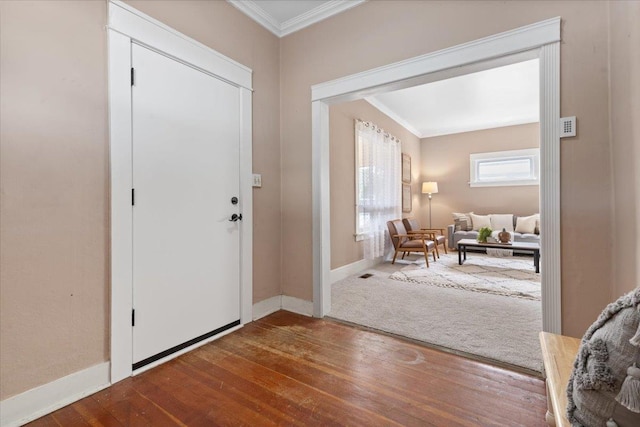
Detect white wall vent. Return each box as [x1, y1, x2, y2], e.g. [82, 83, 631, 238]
[560, 116, 576, 138]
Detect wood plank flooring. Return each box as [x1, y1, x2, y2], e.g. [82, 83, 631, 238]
[27, 311, 547, 426]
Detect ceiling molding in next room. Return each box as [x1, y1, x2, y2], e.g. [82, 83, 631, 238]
[228, 0, 366, 37]
[364, 97, 422, 138]
[365, 59, 540, 139]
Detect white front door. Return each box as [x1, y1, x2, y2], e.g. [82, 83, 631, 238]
[131, 43, 241, 368]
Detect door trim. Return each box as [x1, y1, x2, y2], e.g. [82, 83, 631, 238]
[311, 17, 562, 334]
[108, 0, 253, 384]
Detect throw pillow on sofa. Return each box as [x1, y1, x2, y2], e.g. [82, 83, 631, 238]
[452, 212, 473, 231]
[490, 214, 514, 232]
[567, 288, 640, 427]
[470, 213, 491, 231]
[516, 214, 538, 234]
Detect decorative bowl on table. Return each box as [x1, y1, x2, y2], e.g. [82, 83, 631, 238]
[498, 228, 512, 244]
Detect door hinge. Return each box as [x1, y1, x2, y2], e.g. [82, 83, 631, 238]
[131, 68, 135, 86]
[131, 188, 135, 206]
[132, 309, 135, 327]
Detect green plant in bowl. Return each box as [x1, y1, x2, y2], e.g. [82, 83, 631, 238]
[477, 227, 493, 243]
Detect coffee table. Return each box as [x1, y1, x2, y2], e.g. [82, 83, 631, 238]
[457, 238, 541, 273]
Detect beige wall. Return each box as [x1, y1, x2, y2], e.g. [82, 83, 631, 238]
[420, 124, 540, 230]
[0, 0, 109, 400]
[609, 0, 640, 298]
[280, 0, 613, 337]
[329, 100, 421, 270]
[0, 0, 281, 400]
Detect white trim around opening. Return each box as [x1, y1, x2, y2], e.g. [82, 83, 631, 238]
[311, 17, 562, 334]
[108, 0, 253, 384]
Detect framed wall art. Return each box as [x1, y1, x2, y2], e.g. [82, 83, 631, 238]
[402, 184, 412, 212]
[402, 153, 411, 183]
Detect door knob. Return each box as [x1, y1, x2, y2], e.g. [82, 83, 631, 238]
[229, 213, 243, 222]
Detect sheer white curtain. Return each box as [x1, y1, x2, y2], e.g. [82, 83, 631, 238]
[355, 120, 402, 259]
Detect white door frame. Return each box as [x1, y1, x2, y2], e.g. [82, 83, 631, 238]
[311, 17, 562, 334]
[108, 0, 253, 383]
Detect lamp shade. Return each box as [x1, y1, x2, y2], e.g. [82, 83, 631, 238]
[422, 181, 439, 194]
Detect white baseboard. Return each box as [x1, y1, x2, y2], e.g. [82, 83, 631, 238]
[252, 295, 283, 320]
[281, 296, 313, 317]
[253, 295, 314, 319]
[0, 362, 110, 427]
[329, 256, 383, 284]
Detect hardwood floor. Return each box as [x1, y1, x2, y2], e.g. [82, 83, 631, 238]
[27, 311, 547, 426]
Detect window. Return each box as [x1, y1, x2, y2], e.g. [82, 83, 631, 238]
[470, 148, 539, 187]
[354, 120, 401, 258]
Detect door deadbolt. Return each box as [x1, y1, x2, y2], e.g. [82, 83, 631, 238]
[231, 197, 238, 205]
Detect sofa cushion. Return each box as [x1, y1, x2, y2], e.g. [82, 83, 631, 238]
[516, 214, 538, 234]
[455, 230, 478, 239]
[452, 212, 473, 231]
[517, 233, 540, 244]
[470, 213, 491, 231]
[490, 214, 514, 232]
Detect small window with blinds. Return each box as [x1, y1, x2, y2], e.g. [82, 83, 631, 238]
[470, 148, 539, 187]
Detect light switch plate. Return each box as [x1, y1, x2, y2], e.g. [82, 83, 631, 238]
[252, 174, 262, 188]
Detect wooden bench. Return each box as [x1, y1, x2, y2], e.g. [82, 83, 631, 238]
[539, 332, 581, 427]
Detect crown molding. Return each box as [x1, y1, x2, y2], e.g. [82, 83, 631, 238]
[228, 0, 366, 38]
[367, 96, 538, 138]
[421, 118, 540, 139]
[280, 0, 366, 37]
[227, 0, 280, 36]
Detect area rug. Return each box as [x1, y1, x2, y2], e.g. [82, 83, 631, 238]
[390, 253, 540, 301]
[329, 253, 543, 372]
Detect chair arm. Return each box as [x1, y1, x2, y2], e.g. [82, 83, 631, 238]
[406, 231, 436, 239]
[396, 233, 433, 241]
[420, 228, 445, 235]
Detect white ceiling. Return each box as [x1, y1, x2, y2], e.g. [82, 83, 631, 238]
[228, 0, 366, 37]
[366, 59, 540, 138]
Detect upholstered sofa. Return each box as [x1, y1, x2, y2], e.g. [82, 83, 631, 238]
[447, 212, 540, 250]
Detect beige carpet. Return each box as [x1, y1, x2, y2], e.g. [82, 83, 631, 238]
[390, 252, 540, 300]
[329, 253, 543, 372]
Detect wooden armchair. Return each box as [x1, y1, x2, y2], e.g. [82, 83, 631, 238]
[402, 218, 447, 258]
[386, 219, 437, 267]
